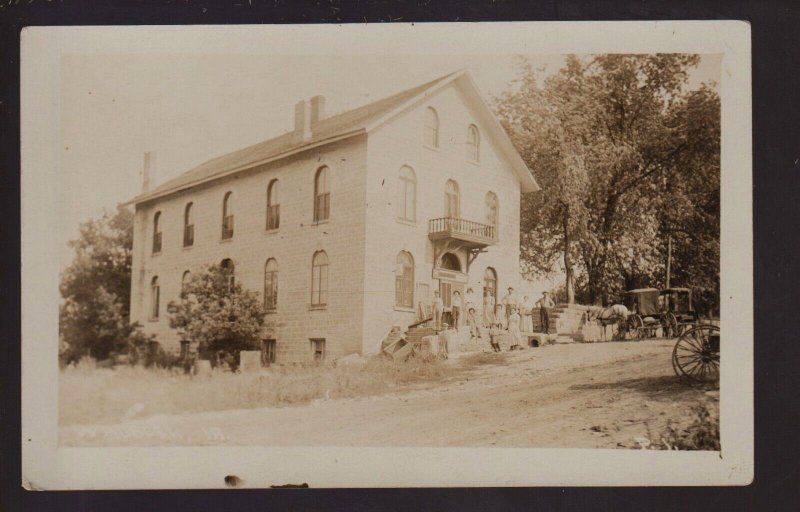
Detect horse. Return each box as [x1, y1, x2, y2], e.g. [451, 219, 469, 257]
[587, 304, 630, 341]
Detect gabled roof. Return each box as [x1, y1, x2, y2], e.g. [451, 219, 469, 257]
[129, 70, 537, 205]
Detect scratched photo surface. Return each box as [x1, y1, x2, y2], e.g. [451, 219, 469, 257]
[21, 23, 752, 488]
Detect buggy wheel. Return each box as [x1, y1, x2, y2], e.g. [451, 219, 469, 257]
[629, 315, 644, 340]
[672, 325, 720, 382]
[663, 312, 678, 338]
[625, 314, 644, 340]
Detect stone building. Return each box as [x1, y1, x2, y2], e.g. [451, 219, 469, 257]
[127, 70, 538, 363]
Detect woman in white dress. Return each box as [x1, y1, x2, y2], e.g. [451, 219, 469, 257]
[507, 306, 523, 349]
[521, 295, 534, 332]
[482, 289, 496, 327]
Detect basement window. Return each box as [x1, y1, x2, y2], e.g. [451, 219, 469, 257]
[310, 338, 326, 361]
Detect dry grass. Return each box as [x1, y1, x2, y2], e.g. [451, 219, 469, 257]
[60, 355, 468, 426]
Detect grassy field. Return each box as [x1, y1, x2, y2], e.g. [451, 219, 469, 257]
[60, 353, 504, 426]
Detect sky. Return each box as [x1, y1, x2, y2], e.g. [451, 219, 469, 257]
[59, 53, 720, 270]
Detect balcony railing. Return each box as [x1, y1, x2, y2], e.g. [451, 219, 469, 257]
[428, 217, 497, 245]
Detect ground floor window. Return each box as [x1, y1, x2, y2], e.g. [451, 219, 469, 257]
[395, 251, 414, 308]
[261, 339, 276, 366]
[310, 338, 326, 361]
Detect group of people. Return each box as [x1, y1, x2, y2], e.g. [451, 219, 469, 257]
[431, 286, 556, 351]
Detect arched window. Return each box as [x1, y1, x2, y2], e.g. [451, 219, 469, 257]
[266, 179, 280, 230]
[440, 252, 461, 271]
[445, 180, 460, 218]
[150, 276, 160, 319]
[220, 258, 235, 292]
[424, 107, 439, 148]
[311, 250, 329, 306]
[152, 211, 162, 254]
[395, 251, 414, 308]
[264, 258, 278, 311]
[467, 124, 480, 162]
[222, 191, 234, 239]
[314, 166, 330, 222]
[183, 203, 194, 247]
[397, 166, 416, 222]
[484, 267, 497, 305]
[485, 191, 499, 239]
[181, 270, 191, 296]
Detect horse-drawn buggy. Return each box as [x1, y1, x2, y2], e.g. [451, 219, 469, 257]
[622, 288, 671, 340]
[591, 287, 694, 341]
[660, 287, 699, 337]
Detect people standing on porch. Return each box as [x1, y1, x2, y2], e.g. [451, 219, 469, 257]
[433, 290, 444, 331]
[507, 306, 523, 350]
[502, 287, 518, 325]
[495, 303, 506, 330]
[482, 289, 495, 326]
[536, 291, 555, 333]
[521, 295, 534, 332]
[451, 290, 462, 328]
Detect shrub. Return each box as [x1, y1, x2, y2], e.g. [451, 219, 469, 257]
[167, 264, 268, 369]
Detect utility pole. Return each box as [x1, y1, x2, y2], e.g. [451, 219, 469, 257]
[666, 233, 672, 289]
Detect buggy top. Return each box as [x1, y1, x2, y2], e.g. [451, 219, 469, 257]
[623, 288, 661, 317]
[660, 287, 694, 314]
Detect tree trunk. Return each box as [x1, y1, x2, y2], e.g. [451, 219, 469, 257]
[562, 210, 575, 304]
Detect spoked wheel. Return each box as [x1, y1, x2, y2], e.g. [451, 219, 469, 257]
[672, 324, 720, 382]
[663, 312, 678, 338]
[629, 315, 645, 340]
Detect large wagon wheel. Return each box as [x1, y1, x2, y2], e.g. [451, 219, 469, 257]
[672, 324, 720, 382]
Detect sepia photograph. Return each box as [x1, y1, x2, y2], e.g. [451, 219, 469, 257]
[21, 22, 752, 488]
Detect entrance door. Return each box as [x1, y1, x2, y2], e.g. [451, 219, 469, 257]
[440, 281, 453, 308]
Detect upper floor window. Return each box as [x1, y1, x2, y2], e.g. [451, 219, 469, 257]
[264, 258, 278, 311]
[150, 276, 160, 320]
[424, 107, 439, 148]
[152, 211, 162, 254]
[395, 251, 414, 308]
[183, 202, 194, 247]
[266, 179, 280, 230]
[311, 250, 329, 307]
[485, 191, 498, 238]
[467, 124, 480, 162]
[445, 179, 460, 218]
[220, 258, 235, 292]
[222, 191, 234, 239]
[314, 166, 330, 223]
[397, 166, 417, 222]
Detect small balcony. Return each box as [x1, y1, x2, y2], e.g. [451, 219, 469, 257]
[428, 217, 497, 248]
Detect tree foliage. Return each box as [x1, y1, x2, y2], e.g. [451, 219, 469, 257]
[167, 264, 268, 366]
[59, 205, 154, 363]
[495, 54, 720, 311]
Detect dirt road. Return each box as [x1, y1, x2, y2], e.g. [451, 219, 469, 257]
[61, 340, 719, 448]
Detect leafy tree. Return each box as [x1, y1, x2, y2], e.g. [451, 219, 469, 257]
[59, 205, 153, 363]
[167, 264, 268, 367]
[496, 55, 720, 307]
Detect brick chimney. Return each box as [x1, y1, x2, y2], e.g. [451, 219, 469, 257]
[310, 95, 326, 126]
[294, 99, 312, 141]
[142, 151, 155, 193]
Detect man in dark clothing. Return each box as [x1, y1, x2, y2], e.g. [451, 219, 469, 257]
[536, 291, 555, 333]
